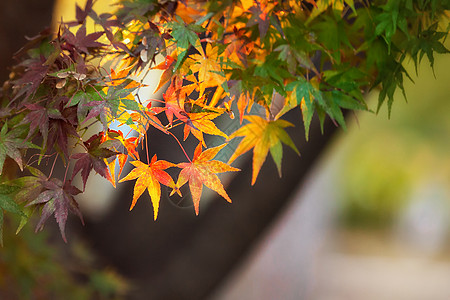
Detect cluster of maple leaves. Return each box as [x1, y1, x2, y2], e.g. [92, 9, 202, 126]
[0, 0, 448, 243]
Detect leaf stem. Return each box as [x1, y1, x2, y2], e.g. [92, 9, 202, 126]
[48, 153, 59, 179]
[63, 158, 70, 185]
[167, 131, 192, 163]
[145, 131, 150, 164]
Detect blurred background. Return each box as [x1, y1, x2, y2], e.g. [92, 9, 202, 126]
[211, 50, 450, 300]
[1, 0, 449, 299]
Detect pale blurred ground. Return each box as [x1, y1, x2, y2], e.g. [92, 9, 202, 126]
[210, 46, 450, 299]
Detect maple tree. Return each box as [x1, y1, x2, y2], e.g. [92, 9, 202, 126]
[0, 0, 448, 243]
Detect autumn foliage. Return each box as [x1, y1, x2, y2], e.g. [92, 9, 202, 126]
[0, 0, 448, 243]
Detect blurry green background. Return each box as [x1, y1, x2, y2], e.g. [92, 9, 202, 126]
[335, 47, 450, 235]
[211, 50, 450, 300]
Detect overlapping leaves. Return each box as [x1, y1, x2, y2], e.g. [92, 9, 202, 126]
[0, 0, 448, 243]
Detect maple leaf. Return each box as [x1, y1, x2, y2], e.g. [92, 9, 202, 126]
[102, 129, 139, 183]
[46, 104, 79, 158]
[274, 44, 316, 75]
[247, 1, 271, 40]
[80, 96, 113, 128]
[82, 79, 138, 129]
[13, 56, 49, 102]
[228, 115, 299, 185]
[228, 81, 255, 124]
[71, 133, 119, 189]
[0, 183, 26, 246]
[107, 66, 142, 92]
[183, 112, 228, 146]
[128, 107, 167, 135]
[119, 155, 176, 220]
[14, 166, 46, 204]
[224, 27, 254, 68]
[168, 15, 203, 50]
[174, 1, 203, 24]
[189, 44, 226, 97]
[75, 0, 93, 24]
[13, 166, 48, 234]
[152, 55, 176, 93]
[23, 103, 50, 145]
[152, 76, 195, 127]
[27, 178, 84, 243]
[175, 143, 240, 215]
[62, 24, 106, 55]
[0, 123, 37, 175]
[284, 78, 324, 140]
[23, 103, 68, 147]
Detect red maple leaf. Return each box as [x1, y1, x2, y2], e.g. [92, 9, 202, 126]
[151, 76, 195, 127]
[62, 24, 106, 55]
[71, 133, 118, 189]
[46, 104, 79, 158]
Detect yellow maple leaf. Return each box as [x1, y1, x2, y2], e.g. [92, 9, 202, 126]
[189, 44, 225, 97]
[119, 156, 176, 220]
[228, 115, 299, 185]
[183, 112, 228, 146]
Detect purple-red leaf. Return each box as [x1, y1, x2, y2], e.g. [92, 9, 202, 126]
[24, 103, 49, 145]
[71, 133, 118, 189]
[28, 179, 83, 242]
[75, 0, 93, 24]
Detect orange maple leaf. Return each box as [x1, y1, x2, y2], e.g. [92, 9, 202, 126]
[174, 1, 204, 23]
[228, 82, 255, 124]
[224, 27, 254, 68]
[235, 90, 252, 124]
[228, 115, 299, 185]
[175, 143, 240, 215]
[119, 155, 176, 220]
[151, 76, 195, 127]
[103, 129, 139, 186]
[129, 103, 167, 135]
[152, 55, 176, 93]
[106, 65, 143, 100]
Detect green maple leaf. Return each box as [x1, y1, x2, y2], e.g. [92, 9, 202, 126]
[0, 184, 26, 246]
[409, 23, 450, 73]
[166, 16, 204, 71]
[286, 78, 324, 140]
[169, 16, 203, 49]
[374, 0, 412, 52]
[0, 123, 37, 175]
